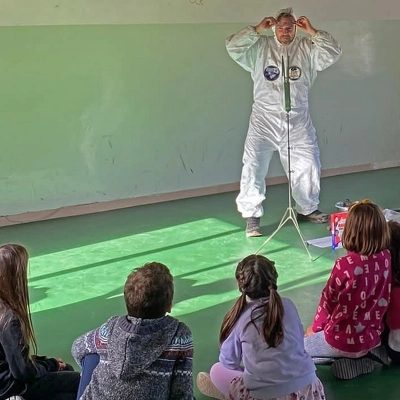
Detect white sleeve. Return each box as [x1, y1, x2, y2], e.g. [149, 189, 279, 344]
[225, 26, 264, 73]
[311, 30, 342, 71]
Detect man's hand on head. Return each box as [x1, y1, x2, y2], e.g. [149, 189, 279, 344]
[255, 17, 277, 34]
[295, 16, 317, 36]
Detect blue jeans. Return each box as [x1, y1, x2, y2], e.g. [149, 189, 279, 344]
[76, 354, 100, 400]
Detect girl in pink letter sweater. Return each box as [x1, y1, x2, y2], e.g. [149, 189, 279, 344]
[383, 221, 400, 364]
[304, 200, 391, 379]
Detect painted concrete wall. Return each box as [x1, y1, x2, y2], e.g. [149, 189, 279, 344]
[0, 1, 399, 215]
[0, 0, 400, 25]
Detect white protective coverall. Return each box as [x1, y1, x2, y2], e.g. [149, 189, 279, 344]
[226, 26, 341, 218]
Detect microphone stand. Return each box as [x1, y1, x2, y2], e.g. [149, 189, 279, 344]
[256, 55, 312, 260]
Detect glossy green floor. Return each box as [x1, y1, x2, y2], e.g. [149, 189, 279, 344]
[1, 168, 399, 399]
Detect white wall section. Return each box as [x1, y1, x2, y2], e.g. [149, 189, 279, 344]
[0, 0, 399, 26]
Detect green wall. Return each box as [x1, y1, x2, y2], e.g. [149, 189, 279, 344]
[0, 24, 251, 214]
[0, 21, 399, 215]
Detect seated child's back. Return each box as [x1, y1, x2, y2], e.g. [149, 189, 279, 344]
[72, 262, 194, 400]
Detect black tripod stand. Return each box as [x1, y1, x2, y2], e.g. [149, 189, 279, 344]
[256, 55, 312, 260]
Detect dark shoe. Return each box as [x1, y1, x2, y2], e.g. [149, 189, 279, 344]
[246, 217, 262, 237]
[330, 357, 374, 379]
[297, 210, 329, 224]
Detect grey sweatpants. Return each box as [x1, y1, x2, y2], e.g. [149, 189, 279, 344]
[304, 331, 343, 359]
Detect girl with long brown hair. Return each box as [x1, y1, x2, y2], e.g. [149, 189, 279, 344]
[304, 200, 391, 379]
[0, 244, 80, 400]
[197, 254, 325, 400]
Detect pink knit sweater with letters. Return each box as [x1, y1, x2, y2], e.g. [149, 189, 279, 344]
[312, 250, 391, 353]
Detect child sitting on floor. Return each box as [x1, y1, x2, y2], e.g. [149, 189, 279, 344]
[304, 200, 392, 379]
[71, 262, 194, 400]
[0, 244, 80, 400]
[197, 254, 325, 400]
[383, 220, 400, 364]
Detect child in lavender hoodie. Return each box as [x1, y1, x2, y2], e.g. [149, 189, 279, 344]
[197, 254, 324, 400]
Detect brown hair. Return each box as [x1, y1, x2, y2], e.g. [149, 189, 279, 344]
[388, 220, 400, 286]
[0, 244, 37, 356]
[124, 262, 174, 319]
[219, 255, 284, 348]
[341, 200, 390, 256]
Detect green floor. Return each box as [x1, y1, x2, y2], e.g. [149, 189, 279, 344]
[1, 168, 399, 399]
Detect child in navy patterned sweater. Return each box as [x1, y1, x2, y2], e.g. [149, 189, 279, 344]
[71, 262, 194, 400]
[304, 200, 392, 379]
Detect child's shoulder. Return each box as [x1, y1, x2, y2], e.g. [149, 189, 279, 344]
[104, 315, 122, 326]
[97, 315, 124, 335]
[338, 250, 391, 262]
[335, 252, 365, 265]
[334, 250, 391, 272]
[280, 296, 300, 312]
[0, 305, 14, 316]
[280, 296, 295, 305]
[172, 318, 193, 337]
[279, 297, 302, 322]
[0, 306, 18, 327]
[164, 318, 194, 352]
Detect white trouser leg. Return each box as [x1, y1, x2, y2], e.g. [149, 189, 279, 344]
[236, 131, 275, 218]
[278, 142, 321, 215]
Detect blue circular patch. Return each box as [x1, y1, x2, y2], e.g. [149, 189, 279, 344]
[264, 65, 280, 81]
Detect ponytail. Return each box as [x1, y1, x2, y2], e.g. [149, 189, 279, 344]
[219, 293, 247, 345]
[247, 285, 284, 347]
[263, 285, 284, 347]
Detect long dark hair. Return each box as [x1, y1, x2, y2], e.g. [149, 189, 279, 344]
[0, 244, 37, 357]
[389, 221, 400, 286]
[219, 254, 284, 348]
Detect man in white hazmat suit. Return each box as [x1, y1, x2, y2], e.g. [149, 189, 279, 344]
[226, 8, 342, 237]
